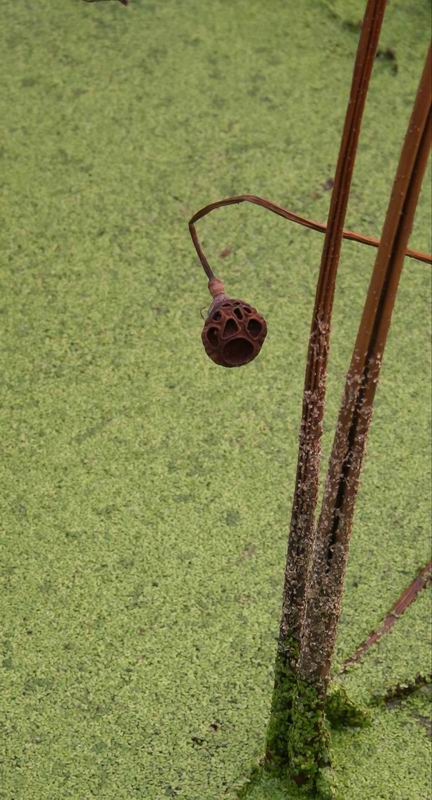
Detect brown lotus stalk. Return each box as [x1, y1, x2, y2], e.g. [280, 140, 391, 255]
[298, 44, 432, 696]
[275, 0, 388, 666]
[189, 194, 431, 268]
[341, 561, 432, 672]
[83, 1, 128, 5]
[265, 3, 389, 779]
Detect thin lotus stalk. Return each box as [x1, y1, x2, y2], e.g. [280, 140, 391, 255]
[298, 45, 432, 699]
[265, 1, 387, 776]
[341, 561, 432, 672]
[276, 0, 387, 649]
[188, 194, 431, 275]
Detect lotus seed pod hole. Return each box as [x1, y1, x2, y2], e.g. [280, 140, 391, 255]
[223, 338, 255, 366]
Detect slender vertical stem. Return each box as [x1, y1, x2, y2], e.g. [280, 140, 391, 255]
[299, 45, 432, 694]
[266, 1, 387, 776]
[277, 0, 387, 655]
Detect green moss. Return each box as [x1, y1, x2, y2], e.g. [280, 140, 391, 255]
[231, 765, 307, 800]
[265, 642, 331, 796]
[325, 686, 371, 729]
[265, 640, 299, 767]
[286, 679, 331, 795]
[266, 650, 369, 793]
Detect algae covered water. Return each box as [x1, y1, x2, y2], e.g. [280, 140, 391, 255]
[1, 1, 430, 798]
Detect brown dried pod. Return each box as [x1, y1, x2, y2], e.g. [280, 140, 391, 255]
[202, 291, 267, 368]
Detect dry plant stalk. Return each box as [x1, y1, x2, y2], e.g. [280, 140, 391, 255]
[276, 0, 388, 655]
[189, 194, 431, 268]
[299, 44, 432, 695]
[265, 6, 388, 780]
[341, 561, 432, 672]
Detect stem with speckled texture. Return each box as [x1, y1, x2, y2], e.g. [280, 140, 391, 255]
[299, 44, 432, 695]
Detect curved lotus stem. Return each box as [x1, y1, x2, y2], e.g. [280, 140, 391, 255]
[189, 193, 431, 283]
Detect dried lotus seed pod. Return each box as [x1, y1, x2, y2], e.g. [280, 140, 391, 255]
[202, 286, 267, 368]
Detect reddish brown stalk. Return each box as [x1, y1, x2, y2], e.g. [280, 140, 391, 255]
[278, 0, 388, 653]
[380, 673, 432, 705]
[341, 561, 432, 672]
[189, 194, 431, 282]
[83, 1, 128, 5]
[298, 45, 432, 694]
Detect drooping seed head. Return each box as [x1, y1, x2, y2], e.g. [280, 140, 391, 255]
[202, 291, 267, 368]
